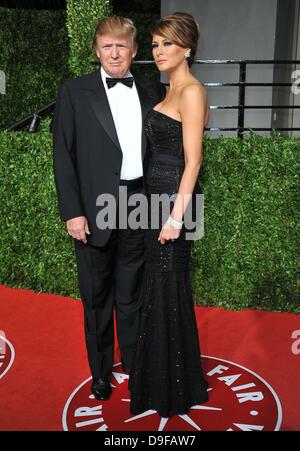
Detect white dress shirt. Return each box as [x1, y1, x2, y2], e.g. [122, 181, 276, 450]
[101, 67, 143, 180]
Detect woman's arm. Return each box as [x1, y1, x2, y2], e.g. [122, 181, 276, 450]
[158, 84, 207, 244]
[172, 83, 207, 221]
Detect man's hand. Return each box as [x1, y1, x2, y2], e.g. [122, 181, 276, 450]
[66, 216, 90, 243]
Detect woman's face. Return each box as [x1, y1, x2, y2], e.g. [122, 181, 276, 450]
[151, 33, 189, 72]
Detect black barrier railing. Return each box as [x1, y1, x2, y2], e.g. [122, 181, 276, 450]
[5, 59, 300, 138]
[6, 100, 55, 132]
[193, 59, 300, 138]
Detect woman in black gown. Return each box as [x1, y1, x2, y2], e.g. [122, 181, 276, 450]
[129, 12, 209, 418]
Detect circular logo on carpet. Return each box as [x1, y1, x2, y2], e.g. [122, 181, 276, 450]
[0, 332, 15, 380]
[62, 356, 282, 431]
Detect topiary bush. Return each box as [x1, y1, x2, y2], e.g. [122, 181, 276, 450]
[0, 6, 69, 129]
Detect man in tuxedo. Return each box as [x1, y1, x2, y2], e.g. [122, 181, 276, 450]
[53, 16, 165, 400]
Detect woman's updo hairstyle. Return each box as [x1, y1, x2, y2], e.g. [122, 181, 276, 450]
[152, 12, 200, 67]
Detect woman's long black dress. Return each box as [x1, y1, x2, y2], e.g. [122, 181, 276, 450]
[128, 109, 208, 418]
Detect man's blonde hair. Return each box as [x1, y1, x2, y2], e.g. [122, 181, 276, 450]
[93, 15, 137, 48]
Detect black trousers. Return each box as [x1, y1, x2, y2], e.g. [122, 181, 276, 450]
[74, 179, 146, 381]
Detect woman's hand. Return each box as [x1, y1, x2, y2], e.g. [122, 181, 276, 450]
[158, 222, 181, 245]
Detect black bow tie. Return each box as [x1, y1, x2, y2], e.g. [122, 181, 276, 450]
[106, 77, 134, 89]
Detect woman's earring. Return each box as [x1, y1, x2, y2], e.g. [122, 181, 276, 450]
[185, 50, 191, 59]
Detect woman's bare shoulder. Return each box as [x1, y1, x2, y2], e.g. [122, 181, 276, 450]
[180, 80, 207, 108]
[181, 79, 206, 97]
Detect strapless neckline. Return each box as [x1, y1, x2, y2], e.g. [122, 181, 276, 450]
[151, 109, 182, 125]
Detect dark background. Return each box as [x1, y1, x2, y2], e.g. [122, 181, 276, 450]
[0, 0, 160, 12]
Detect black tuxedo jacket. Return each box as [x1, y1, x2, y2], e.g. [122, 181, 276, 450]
[53, 68, 166, 247]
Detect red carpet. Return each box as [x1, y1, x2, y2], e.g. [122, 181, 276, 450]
[0, 284, 299, 431]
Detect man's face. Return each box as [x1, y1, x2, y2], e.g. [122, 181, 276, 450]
[95, 33, 137, 78]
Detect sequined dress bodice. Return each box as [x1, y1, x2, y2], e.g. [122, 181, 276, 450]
[145, 109, 184, 158]
[144, 109, 185, 198]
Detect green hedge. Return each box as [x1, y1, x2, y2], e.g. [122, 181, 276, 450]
[0, 7, 69, 129]
[0, 128, 299, 311]
[191, 132, 299, 312]
[67, 0, 112, 76]
[0, 121, 78, 297]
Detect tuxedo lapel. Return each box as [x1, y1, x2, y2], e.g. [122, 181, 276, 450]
[83, 70, 122, 153]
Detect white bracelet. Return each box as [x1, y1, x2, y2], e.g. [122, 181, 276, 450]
[166, 216, 183, 229]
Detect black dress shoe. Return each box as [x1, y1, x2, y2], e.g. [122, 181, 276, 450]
[91, 377, 112, 401]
